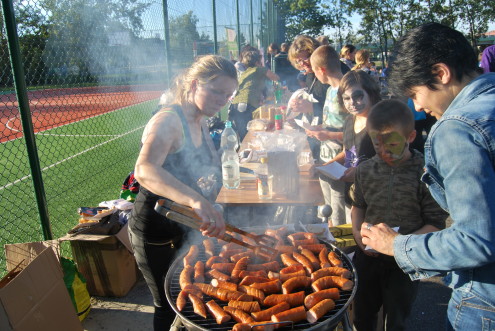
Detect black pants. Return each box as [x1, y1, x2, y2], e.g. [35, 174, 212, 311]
[352, 249, 419, 331]
[229, 103, 256, 142]
[129, 228, 181, 331]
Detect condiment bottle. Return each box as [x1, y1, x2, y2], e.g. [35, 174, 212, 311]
[274, 114, 283, 130]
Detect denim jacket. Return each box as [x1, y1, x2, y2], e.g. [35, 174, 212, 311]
[394, 73, 495, 306]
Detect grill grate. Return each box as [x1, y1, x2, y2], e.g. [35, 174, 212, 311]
[165, 237, 357, 331]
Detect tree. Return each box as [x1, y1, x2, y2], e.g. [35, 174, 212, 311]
[321, 0, 353, 49]
[169, 11, 212, 66]
[451, 0, 495, 49]
[37, 0, 151, 84]
[274, 0, 328, 40]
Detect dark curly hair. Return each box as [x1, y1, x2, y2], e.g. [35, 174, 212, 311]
[389, 23, 478, 97]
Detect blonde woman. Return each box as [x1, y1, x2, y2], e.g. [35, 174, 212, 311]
[352, 49, 371, 72]
[128, 55, 238, 330]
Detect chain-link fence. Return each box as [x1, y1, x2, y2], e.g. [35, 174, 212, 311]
[0, 0, 281, 277]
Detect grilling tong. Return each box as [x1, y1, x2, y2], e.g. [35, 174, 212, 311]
[155, 199, 278, 260]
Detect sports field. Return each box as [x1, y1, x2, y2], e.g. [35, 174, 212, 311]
[0, 85, 163, 275]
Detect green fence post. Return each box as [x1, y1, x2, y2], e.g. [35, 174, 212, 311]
[259, 0, 264, 49]
[212, 0, 218, 54]
[0, 0, 52, 240]
[250, 0, 254, 45]
[236, 0, 241, 54]
[162, 0, 172, 85]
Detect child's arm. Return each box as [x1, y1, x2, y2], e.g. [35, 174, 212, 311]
[322, 150, 345, 166]
[266, 69, 279, 81]
[306, 129, 343, 142]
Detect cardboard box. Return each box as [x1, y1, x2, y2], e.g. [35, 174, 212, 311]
[62, 224, 137, 297]
[329, 223, 354, 238]
[334, 234, 357, 248]
[0, 242, 82, 331]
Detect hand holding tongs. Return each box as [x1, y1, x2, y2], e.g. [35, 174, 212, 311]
[155, 199, 278, 260]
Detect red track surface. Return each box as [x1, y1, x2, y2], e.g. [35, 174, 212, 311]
[0, 85, 164, 143]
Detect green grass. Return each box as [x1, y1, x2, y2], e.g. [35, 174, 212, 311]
[0, 99, 159, 276]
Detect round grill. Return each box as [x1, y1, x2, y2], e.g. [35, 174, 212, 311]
[165, 237, 357, 331]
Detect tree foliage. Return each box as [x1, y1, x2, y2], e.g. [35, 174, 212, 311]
[274, 0, 327, 40]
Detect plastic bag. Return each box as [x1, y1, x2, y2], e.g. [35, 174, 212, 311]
[61, 257, 91, 321]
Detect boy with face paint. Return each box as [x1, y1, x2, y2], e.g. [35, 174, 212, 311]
[349, 99, 447, 331]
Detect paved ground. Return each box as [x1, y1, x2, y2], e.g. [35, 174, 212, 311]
[82, 273, 451, 330]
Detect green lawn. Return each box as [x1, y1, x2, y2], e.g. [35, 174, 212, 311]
[0, 99, 159, 276]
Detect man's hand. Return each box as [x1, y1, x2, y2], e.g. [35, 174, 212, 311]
[361, 222, 399, 256]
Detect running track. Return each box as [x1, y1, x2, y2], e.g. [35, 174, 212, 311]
[0, 85, 164, 143]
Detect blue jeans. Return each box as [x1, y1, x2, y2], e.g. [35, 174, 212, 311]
[446, 289, 495, 330]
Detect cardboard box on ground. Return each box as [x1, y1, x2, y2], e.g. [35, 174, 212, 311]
[0, 241, 82, 331]
[60, 222, 138, 297]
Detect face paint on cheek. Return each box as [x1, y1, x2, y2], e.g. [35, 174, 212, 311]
[343, 90, 367, 115]
[371, 131, 408, 164]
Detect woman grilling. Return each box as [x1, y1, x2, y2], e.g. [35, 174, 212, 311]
[128, 55, 238, 330]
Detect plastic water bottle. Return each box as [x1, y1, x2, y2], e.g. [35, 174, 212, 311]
[220, 120, 239, 152]
[256, 157, 272, 199]
[221, 147, 240, 189]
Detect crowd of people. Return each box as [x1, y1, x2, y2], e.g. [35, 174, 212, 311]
[128, 23, 495, 331]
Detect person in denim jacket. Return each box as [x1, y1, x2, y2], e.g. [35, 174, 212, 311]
[360, 23, 495, 330]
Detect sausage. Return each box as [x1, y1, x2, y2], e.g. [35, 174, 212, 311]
[239, 276, 272, 286]
[181, 284, 203, 298]
[194, 283, 253, 302]
[206, 269, 231, 282]
[327, 251, 343, 267]
[274, 245, 296, 255]
[250, 280, 282, 294]
[292, 252, 314, 274]
[292, 238, 318, 247]
[281, 276, 311, 294]
[251, 302, 291, 322]
[268, 269, 306, 282]
[188, 293, 207, 318]
[318, 247, 331, 268]
[221, 242, 241, 252]
[183, 245, 199, 267]
[280, 253, 302, 268]
[249, 279, 282, 294]
[232, 322, 275, 331]
[306, 299, 336, 323]
[311, 276, 354, 291]
[265, 226, 288, 238]
[239, 270, 268, 279]
[206, 256, 228, 269]
[194, 261, 205, 283]
[280, 265, 305, 274]
[211, 263, 235, 274]
[176, 290, 187, 311]
[220, 249, 245, 260]
[271, 306, 306, 323]
[206, 299, 231, 324]
[311, 267, 352, 281]
[237, 285, 265, 302]
[231, 251, 255, 263]
[300, 248, 320, 270]
[231, 256, 250, 282]
[228, 300, 261, 312]
[246, 261, 281, 272]
[203, 239, 215, 259]
[179, 265, 194, 289]
[288, 232, 318, 242]
[263, 291, 305, 307]
[304, 288, 340, 310]
[297, 244, 325, 253]
[211, 279, 238, 292]
[223, 306, 255, 324]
